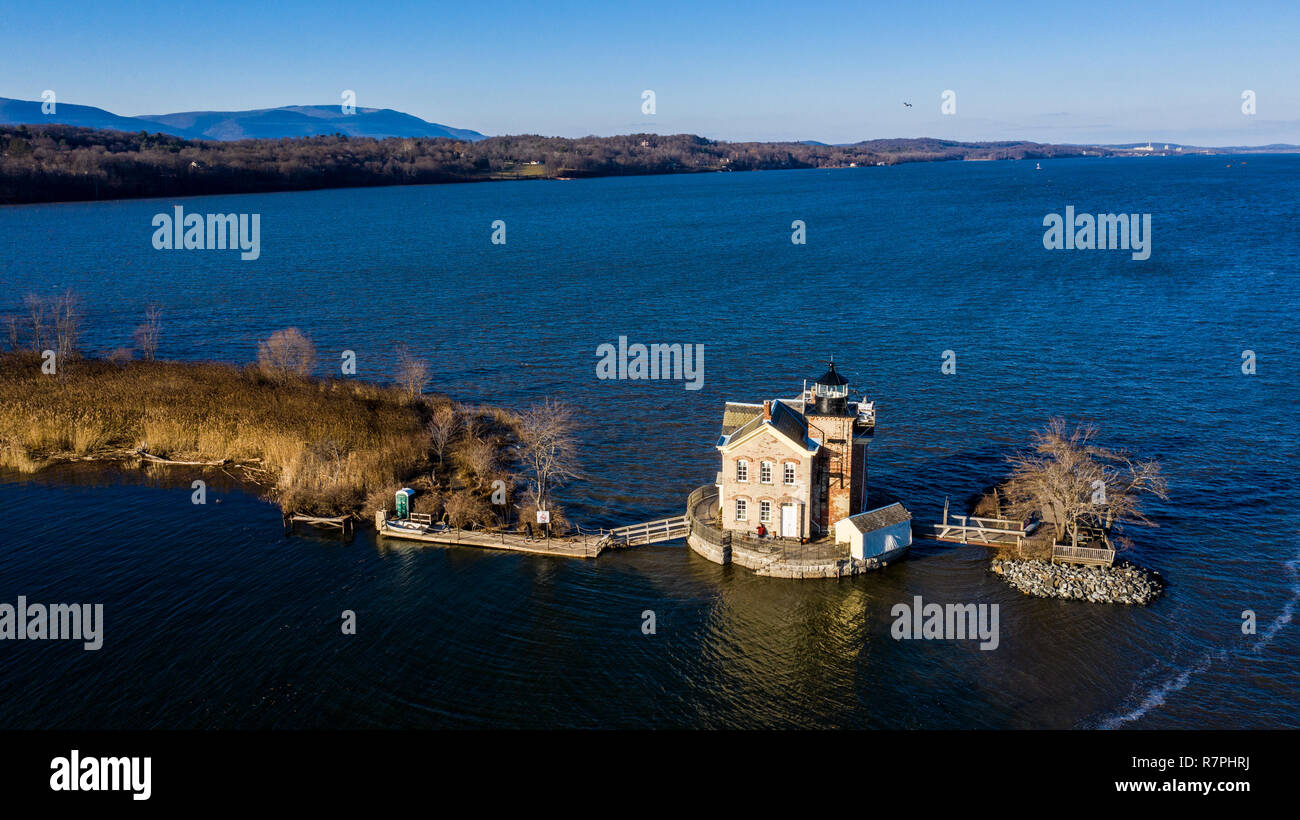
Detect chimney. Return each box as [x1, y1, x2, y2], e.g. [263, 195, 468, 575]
[763, 400, 772, 421]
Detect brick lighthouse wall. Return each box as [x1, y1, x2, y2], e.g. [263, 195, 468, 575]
[807, 412, 856, 527]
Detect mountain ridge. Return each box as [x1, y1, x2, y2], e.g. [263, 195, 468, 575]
[0, 97, 486, 141]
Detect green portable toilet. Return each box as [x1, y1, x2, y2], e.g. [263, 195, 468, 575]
[395, 488, 415, 519]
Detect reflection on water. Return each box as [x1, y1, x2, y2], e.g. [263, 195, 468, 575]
[0, 468, 1294, 729]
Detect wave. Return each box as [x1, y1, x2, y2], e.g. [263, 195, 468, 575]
[1095, 546, 1300, 729]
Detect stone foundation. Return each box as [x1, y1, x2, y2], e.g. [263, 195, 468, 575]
[687, 532, 896, 579]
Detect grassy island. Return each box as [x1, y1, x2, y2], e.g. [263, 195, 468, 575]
[0, 339, 579, 529]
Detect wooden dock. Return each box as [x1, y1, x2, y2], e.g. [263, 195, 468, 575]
[377, 520, 608, 557]
[920, 500, 1117, 567]
[368, 507, 692, 558]
[284, 513, 355, 541]
[920, 503, 1031, 548]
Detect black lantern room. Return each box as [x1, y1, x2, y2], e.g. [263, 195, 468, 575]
[811, 359, 850, 416]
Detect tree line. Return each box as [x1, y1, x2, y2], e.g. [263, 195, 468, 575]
[0, 124, 1101, 204]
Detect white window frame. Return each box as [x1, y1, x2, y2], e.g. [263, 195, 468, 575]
[759, 500, 772, 523]
[759, 461, 773, 484]
[735, 498, 748, 521]
[736, 459, 749, 482]
[783, 462, 796, 485]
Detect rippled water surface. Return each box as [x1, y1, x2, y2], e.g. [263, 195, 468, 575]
[1, 156, 1297, 728]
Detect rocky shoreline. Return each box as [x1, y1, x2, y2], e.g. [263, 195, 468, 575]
[991, 558, 1163, 605]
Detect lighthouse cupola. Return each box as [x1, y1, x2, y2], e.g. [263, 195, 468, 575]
[812, 359, 850, 416]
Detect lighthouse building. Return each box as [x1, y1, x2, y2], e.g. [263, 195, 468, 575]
[713, 362, 875, 540]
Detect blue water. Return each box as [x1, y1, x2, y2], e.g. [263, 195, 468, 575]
[1, 155, 1297, 728]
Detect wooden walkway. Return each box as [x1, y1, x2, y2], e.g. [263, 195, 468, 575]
[607, 515, 689, 546]
[376, 518, 607, 558]
[922, 515, 1029, 548]
[370, 507, 691, 558]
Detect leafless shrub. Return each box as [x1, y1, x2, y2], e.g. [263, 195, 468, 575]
[257, 327, 317, 381]
[394, 345, 431, 401]
[107, 347, 134, 365]
[451, 434, 498, 491]
[444, 489, 492, 529]
[515, 487, 570, 534]
[132, 304, 162, 361]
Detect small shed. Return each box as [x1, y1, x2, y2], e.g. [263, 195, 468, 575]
[834, 503, 913, 560]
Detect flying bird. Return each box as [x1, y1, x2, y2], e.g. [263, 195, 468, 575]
[903, 102, 912, 108]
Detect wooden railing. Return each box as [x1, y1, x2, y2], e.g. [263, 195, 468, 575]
[608, 516, 689, 546]
[931, 512, 1027, 547]
[1051, 545, 1116, 566]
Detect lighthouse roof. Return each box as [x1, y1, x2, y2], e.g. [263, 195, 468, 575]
[815, 360, 849, 387]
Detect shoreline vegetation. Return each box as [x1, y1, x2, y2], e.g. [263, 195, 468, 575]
[0, 297, 581, 530]
[0, 124, 1222, 205]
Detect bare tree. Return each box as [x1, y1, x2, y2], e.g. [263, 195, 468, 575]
[425, 403, 459, 469]
[3, 315, 20, 351]
[23, 293, 49, 352]
[1002, 418, 1168, 547]
[257, 328, 317, 381]
[514, 398, 582, 513]
[50, 290, 81, 377]
[394, 346, 431, 401]
[132, 303, 162, 361]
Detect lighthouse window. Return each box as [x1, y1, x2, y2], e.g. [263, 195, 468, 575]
[784, 462, 796, 485]
[735, 498, 748, 521]
[760, 461, 773, 483]
[759, 500, 772, 523]
[736, 459, 749, 482]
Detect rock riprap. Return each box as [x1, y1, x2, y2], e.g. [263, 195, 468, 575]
[991, 558, 1162, 605]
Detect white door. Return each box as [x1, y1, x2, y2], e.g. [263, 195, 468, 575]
[781, 504, 799, 538]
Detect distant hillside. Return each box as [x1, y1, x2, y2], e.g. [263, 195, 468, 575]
[136, 105, 486, 142]
[0, 97, 199, 139]
[0, 97, 485, 142]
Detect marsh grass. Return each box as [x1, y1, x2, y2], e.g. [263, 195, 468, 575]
[0, 352, 431, 515]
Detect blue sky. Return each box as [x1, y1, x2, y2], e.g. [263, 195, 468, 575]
[3, 0, 1297, 144]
